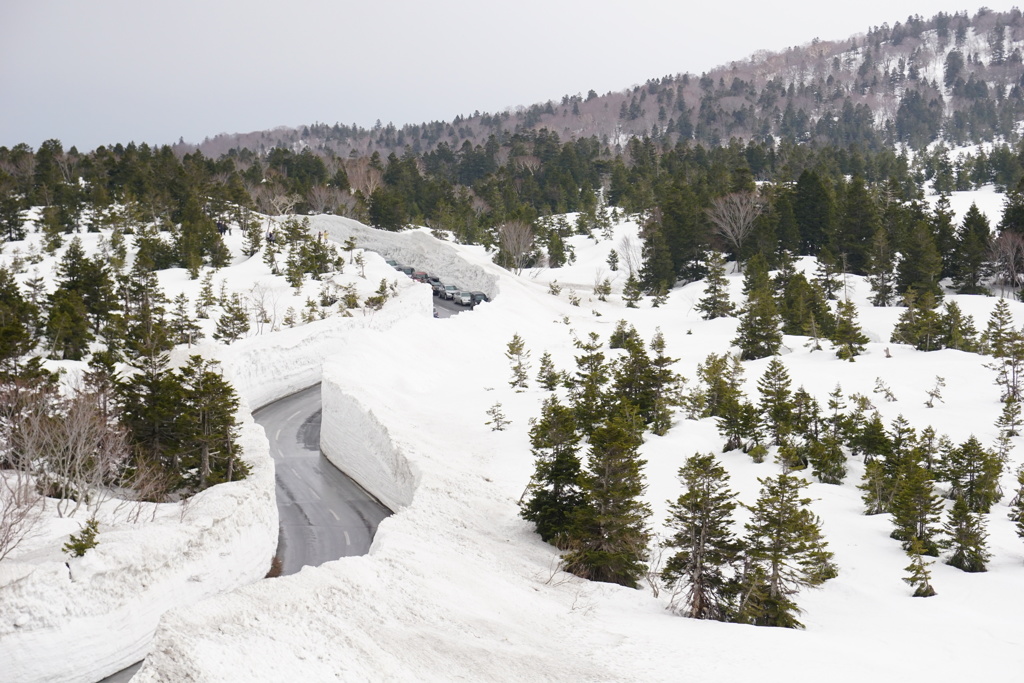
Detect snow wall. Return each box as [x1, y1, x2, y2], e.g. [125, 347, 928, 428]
[0, 235, 433, 683]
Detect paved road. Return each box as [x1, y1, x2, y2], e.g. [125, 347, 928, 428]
[101, 385, 390, 682]
[254, 384, 391, 575]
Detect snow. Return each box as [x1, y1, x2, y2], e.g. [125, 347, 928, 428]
[134, 214, 1023, 681]
[5, 205, 1024, 682]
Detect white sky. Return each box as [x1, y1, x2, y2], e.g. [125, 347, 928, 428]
[0, 1, 1003, 152]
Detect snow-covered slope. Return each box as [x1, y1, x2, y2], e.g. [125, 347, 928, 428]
[130, 212, 1024, 682]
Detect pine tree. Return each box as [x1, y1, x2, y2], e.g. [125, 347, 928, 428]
[177, 356, 245, 489]
[734, 284, 782, 360]
[897, 222, 943, 298]
[866, 227, 897, 306]
[903, 537, 937, 597]
[563, 403, 651, 588]
[45, 288, 92, 360]
[695, 251, 734, 320]
[891, 289, 943, 351]
[195, 271, 217, 319]
[0, 266, 37, 375]
[506, 333, 531, 391]
[952, 203, 992, 294]
[1008, 466, 1024, 541]
[757, 358, 794, 446]
[982, 298, 1014, 357]
[944, 497, 991, 572]
[808, 433, 847, 485]
[622, 274, 643, 308]
[521, 397, 583, 547]
[736, 474, 837, 628]
[938, 435, 1003, 513]
[831, 298, 869, 360]
[536, 351, 560, 391]
[662, 453, 742, 620]
[938, 300, 978, 352]
[569, 332, 609, 433]
[890, 461, 944, 555]
[214, 293, 250, 343]
[168, 293, 202, 346]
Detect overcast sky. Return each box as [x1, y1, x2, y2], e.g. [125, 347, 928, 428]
[0, 1, 1004, 152]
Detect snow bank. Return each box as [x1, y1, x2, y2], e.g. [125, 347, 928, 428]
[309, 215, 500, 299]
[0, 223, 435, 682]
[0, 415, 276, 683]
[133, 215, 1024, 682]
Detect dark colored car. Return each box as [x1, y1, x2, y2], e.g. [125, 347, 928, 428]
[470, 291, 489, 305]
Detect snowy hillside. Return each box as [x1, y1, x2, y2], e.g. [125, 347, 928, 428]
[116, 203, 1024, 681]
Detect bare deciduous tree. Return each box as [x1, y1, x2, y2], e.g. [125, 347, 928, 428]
[706, 191, 764, 265]
[617, 233, 643, 277]
[992, 230, 1024, 296]
[0, 468, 42, 562]
[345, 158, 383, 198]
[306, 185, 342, 215]
[498, 221, 535, 274]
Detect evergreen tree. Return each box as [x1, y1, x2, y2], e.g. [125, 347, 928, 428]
[865, 227, 896, 306]
[177, 356, 245, 489]
[733, 284, 782, 360]
[831, 298, 869, 360]
[891, 289, 943, 351]
[939, 435, 1003, 513]
[563, 403, 651, 588]
[520, 397, 583, 547]
[622, 274, 643, 308]
[808, 432, 847, 485]
[944, 497, 991, 572]
[0, 266, 37, 374]
[835, 176, 878, 274]
[938, 300, 978, 352]
[952, 203, 992, 294]
[1008, 466, 1024, 541]
[694, 352, 745, 419]
[695, 251, 734, 319]
[757, 358, 794, 446]
[536, 351, 560, 391]
[506, 333, 531, 391]
[897, 222, 942, 298]
[45, 288, 92, 360]
[168, 293, 202, 346]
[982, 298, 1014, 357]
[214, 293, 250, 343]
[570, 332, 609, 433]
[903, 537, 937, 597]
[890, 461, 944, 555]
[736, 474, 837, 628]
[662, 453, 742, 620]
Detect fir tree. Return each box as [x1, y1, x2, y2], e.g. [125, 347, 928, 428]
[45, 288, 92, 360]
[866, 227, 897, 306]
[831, 298, 869, 360]
[944, 497, 991, 572]
[569, 332, 609, 433]
[563, 403, 651, 588]
[938, 300, 978, 352]
[891, 289, 943, 351]
[952, 203, 992, 294]
[214, 293, 250, 343]
[808, 433, 847, 485]
[897, 222, 943, 298]
[195, 271, 217, 319]
[177, 356, 245, 489]
[736, 474, 837, 628]
[890, 461, 944, 555]
[168, 293, 202, 346]
[1008, 466, 1024, 541]
[734, 284, 782, 360]
[536, 351, 560, 391]
[521, 397, 583, 547]
[903, 537, 937, 597]
[622, 274, 643, 308]
[939, 435, 1003, 513]
[506, 333, 531, 391]
[695, 251, 734, 320]
[982, 298, 1014, 357]
[484, 402, 509, 431]
[662, 453, 742, 620]
[757, 358, 794, 446]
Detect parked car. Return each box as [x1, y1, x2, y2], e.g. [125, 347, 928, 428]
[431, 281, 446, 296]
[426, 276, 442, 287]
[385, 259, 398, 267]
[470, 291, 489, 305]
[441, 284, 458, 299]
[454, 291, 474, 306]
[411, 271, 429, 282]
[395, 266, 414, 276]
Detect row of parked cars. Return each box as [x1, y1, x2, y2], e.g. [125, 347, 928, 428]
[388, 261, 489, 307]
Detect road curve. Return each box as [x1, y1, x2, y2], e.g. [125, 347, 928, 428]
[101, 385, 390, 682]
[253, 384, 391, 575]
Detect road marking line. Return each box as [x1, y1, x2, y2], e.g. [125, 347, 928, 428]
[329, 509, 339, 521]
[287, 409, 302, 422]
[344, 530, 351, 545]
[275, 428, 282, 442]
